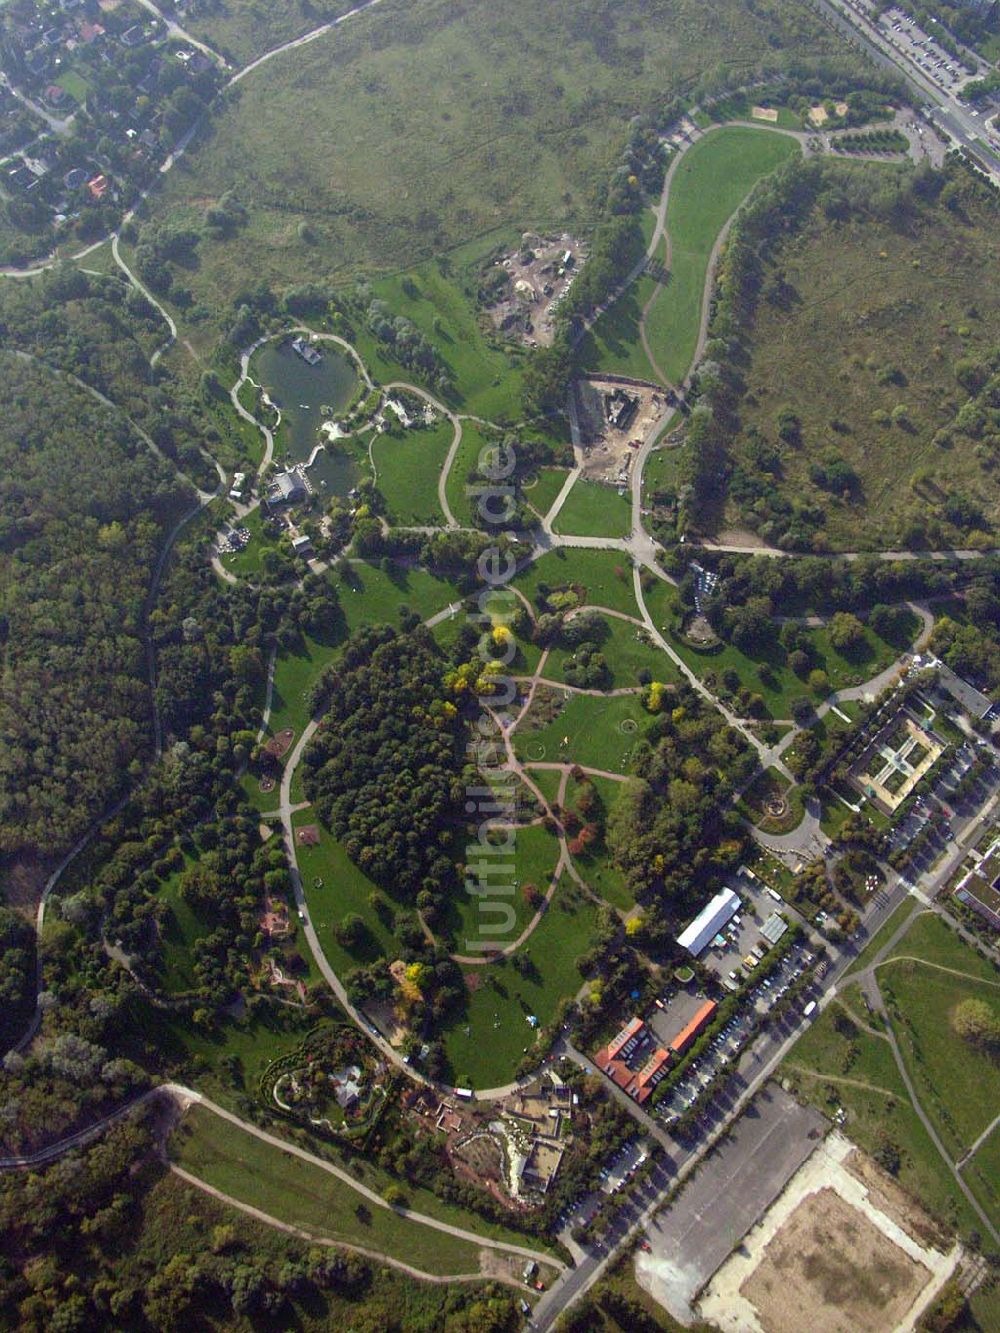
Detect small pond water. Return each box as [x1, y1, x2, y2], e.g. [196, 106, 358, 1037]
[254, 338, 360, 495]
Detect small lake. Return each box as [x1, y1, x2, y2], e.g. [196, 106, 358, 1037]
[254, 338, 360, 495]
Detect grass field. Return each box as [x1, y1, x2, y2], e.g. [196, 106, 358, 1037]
[444, 821, 562, 952]
[569, 774, 635, 912]
[514, 549, 638, 618]
[880, 917, 1000, 1163]
[784, 996, 982, 1236]
[152, 0, 839, 331]
[545, 614, 678, 690]
[220, 506, 282, 577]
[368, 252, 527, 421]
[513, 689, 651, 773]
[964, 1123, 1000, 1236]
[372, 418, 452, 526]
[644, 126, 800, 384]
[337, 560, 463, 631]
[445, 420, 501, 527]
[441, 876, 599, 1086]
[525, 467, 573, 522]
[184, 0, 358, 68]
[155, 858, 209, 994]
[728, 182, 1000, 548]
[261, 552, 464, 735]
[581, 208, 664, 383]
[841, 897, 916, 980]
[552, 477, 631, 538]
[169, 1107, 483, 1274]
[296, 814, 401, 977]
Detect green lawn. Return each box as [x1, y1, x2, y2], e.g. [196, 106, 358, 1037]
[444, 822, 561, 954]
[879, 923, 1000, 1161]
[144, 999, 325, 1111]
[545, 614, 678, 690]
[266, 630, 345, 741]
[581, 209, 664, 383]
[552, 477, 631, 538]
[513, 689, 652, 774]
[295, 814, 400, 978]
[784, 997, 982, 1237]
[445, 420, 501, 527]
[569, 774, 634, 912]
[169, 1106, 483, 1275]
[524, 467, 573, 523]
[219, 506, 282, 578]
[441, 876, 598, 1087]
[155, 858, 209, 994]
[841, 897, 916, 980]
[964, 1123, 1000, 1235]
[643, 442, 686, 501]
[56, 69, 91, 103]
[643, 579, 914, 718]
[645, 126, 800, 384]
[336, 560, 464, 631]
[523, 766, 564, 809]
[369, 254, 526, 421]
[372, 418, 453, 526]
[514, 549, 638, 618]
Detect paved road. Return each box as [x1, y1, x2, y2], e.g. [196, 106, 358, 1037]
[812, 0, 1000, 181]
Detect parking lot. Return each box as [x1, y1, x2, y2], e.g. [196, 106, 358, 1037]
[657, 940, 817, 1125]
[876, 6, 979, 96]
[551, 1136, 652, 1239]
[696, 873, 790, 987]
[637, 1085, 826, 1323]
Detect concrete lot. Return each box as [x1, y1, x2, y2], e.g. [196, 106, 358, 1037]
[636, 1084, 826, 1323]
[647, 988, 714, 1048]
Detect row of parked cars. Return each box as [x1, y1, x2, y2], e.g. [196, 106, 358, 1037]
[659, 942, 818, 1125]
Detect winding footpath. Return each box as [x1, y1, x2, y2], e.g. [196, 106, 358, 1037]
[5, 58, 999, 1321]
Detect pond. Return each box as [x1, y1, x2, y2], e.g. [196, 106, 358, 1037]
[254, 338, 361, 496]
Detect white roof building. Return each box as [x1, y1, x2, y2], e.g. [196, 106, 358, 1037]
[676, 886, 740, 957]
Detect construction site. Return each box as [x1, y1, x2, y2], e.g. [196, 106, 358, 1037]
[572, 375, 671, 485]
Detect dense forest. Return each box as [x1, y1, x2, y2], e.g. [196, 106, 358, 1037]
[609, 686, 754, 915]
[302, 626, 467, 915]
[0, 354, 184, 859]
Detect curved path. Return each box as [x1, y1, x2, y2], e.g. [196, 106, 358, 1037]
[0, 1081, 563, 1273]
[112, 233, 178, 366]
[133, 0, 229, 67]
[169, 1163, 529, 1289]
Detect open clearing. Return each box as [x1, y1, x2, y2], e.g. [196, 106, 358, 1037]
[153, 0, 838, 325]
[169, 1104, 484, 1275]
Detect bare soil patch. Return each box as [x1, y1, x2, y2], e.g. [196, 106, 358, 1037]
[752, 106, 779, 122]
[843, 1148, 950, 1252]
[0, 853, 49, 916]
[741, 1186, 930, 1333]
[574, 376, 670, 484]
[264, 728, 295, 759]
